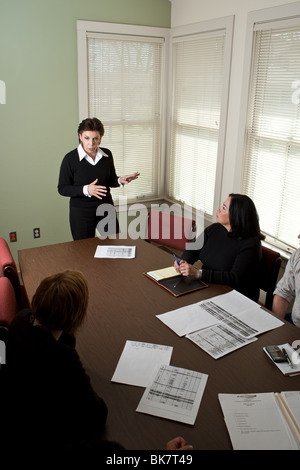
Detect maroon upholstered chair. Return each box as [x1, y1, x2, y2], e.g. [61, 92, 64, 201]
[146, 209, 196, 254]
[0, 237, 29, 309]
[0, 276, 18, 327]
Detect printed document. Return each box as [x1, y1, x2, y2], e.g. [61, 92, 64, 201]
[187, 323, 257, 359]
[157, 290, 282, 338]
[218, 392, 300, 450]
[156, 290, 283, 358]
[136, 365, 208, 424]
[94, 245, 136, 259]
[111, 341, 173, 387]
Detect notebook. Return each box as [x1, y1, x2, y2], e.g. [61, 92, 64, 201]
[144, 266, 208, 297]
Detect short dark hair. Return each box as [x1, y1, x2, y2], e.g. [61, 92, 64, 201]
[228, 193, 265, 240]
[31, 270, 89, 334]
[78, 117, 104, 137]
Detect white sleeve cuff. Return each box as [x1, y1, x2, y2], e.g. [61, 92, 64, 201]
[83, 185, 91, 197]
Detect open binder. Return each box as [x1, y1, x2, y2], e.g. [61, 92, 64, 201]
[144, 266, 208, 297]
[218, 391, 300, 450]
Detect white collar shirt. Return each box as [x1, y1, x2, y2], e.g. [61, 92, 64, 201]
[77, 144, 122, 196]
[77, 143, 108, 166]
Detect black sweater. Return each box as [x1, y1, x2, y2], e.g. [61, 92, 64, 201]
[2, 310, 108, 451]
[182, 223, 262, 301]
[58, 147, 120, 208]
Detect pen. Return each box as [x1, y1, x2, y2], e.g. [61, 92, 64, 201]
[173, 254, 181, 265]
[282, 347, 294, 368]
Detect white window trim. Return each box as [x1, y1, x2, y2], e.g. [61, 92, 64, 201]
[166, 16, 234, 220]
[236, 1, 300, 254]
[77, 18, 233, 214]
[77, 20, 170, 201]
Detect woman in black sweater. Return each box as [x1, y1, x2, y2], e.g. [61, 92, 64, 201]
[2, 270, 192, 453]
[2, 270, 112, 451]
[58, 117, 139, 240]
[174, 194, 265, 301]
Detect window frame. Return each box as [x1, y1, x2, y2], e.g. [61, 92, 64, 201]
[166, 16, 234, 220]
[237, 3, 300, 254]
[77, 20, 170, 203]
[77, 18, 233, 217]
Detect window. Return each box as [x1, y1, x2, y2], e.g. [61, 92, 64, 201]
[77, 19, 233, 215]
[242, 15, 300, 252]
[167, 18, 234, 218]
[77, 21, 169, 203]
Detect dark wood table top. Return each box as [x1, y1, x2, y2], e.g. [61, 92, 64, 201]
[18, 237, 300, 450]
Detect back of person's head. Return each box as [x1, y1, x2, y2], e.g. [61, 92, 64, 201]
[78, 117, 104, 137]
[31, 270, 89, 334]
[228, 193, 265, 240]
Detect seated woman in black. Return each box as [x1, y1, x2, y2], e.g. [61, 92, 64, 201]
[2, 270, 192, 453]
[174, 193, 265, 302]
[2, 270, 110, 451]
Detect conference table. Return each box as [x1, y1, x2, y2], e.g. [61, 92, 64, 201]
[18, 236, 300, 451]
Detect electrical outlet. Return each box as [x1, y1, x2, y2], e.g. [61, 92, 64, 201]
[9, 231, 17, 242]
[33, 227, 40, 239]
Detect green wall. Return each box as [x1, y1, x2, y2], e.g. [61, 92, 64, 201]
[0, 0, 171, 261]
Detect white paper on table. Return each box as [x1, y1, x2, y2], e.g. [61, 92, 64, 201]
[187, 323, 257, 359]
[282, 391, 300, 429]
[218, 392, 300, 450]
[136, 365, 208, 425]
[156, 290, 283, 338]
[111, 341, 173, 387]
[94, 245, 136, 259]
[156, 301, 216, 337]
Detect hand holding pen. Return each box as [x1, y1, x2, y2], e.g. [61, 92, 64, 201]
[174, 254, 201, 280]
[173, 254, 182, 288]
[173, 254, 181, 268]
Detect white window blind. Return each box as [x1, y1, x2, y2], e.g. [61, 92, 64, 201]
[168, 30, 226, 216]
[87, 33, 164, 201]
[242, 21, 300, 252]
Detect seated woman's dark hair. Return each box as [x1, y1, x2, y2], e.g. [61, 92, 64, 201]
[228, 193, 265, 240]
[31, 270, 89, 334]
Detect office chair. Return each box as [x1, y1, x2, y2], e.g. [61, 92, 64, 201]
[0, 237, 29, 309]
[259, 245, 282, 311]
[0, 276, 18, 328]
[145, 209, 196, 254]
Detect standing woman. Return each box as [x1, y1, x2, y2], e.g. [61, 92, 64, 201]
[58, 117, 139, 240]
[174, 193, 265, 301]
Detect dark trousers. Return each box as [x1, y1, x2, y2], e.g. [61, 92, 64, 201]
[70, 204, 119, 240]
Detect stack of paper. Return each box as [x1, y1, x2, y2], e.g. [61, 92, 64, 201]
[111, 340, 208, 424]
[156, 290, 283, 359]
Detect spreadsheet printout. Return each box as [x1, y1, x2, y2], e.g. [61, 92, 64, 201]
[136, 365, 208, 424]
[94, 245, 136, 258]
